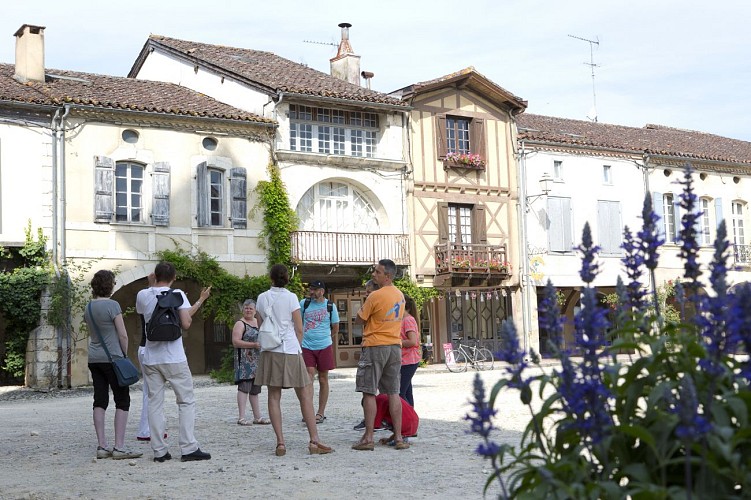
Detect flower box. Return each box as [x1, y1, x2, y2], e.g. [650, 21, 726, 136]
[443, 152, 486, 170]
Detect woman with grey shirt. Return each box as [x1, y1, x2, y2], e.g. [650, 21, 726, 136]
[84, 270, 142, 460]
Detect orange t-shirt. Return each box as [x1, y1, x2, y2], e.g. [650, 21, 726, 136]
[358, 285, 404, 347]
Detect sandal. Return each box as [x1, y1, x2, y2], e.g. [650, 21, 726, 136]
[253, 417, 271, 425]
[275, 443, 286, 457]
[351, 440, 375, 451]
[394, 440, 410, 450]
[315, 413, 326, 424]
[308, 441, 333, 455]
[237, 419, 253, 426]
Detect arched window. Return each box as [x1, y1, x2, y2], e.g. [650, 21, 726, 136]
[296, 181, 379, 232]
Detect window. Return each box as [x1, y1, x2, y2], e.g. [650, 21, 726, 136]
[447, 204, 473, 244]
[296, 181, 379, 232]
[597, 200, 622, 254]
[288, 105, 378, 158]
[115, 161, 144, 222]
[547, 196, 573, 252]
[553, 160, 564, 181]
[438, 203, 487, 246]
[197, 162, 247, 229]
[435, 115, 486, 161]
[699, 198, 711, 245]
[94, 156, 172, 226]
[603, 165, 612, 185]
[732, 201, 745, 246]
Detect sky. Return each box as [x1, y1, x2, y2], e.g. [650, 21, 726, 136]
[2, 0, 750, 141]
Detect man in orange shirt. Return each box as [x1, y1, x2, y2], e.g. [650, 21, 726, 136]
[352, 259, 408, 451]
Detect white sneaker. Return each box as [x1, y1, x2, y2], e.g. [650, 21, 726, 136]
[112, 448, 143, 460]
[96, 446, 112, 459]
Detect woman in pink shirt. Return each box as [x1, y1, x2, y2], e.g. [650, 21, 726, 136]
[399, 295, 421, 407]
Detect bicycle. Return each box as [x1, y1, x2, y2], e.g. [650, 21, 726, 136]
[445, 340, 494, 372]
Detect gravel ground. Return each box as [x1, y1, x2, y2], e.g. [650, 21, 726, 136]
[0, 364, 529, 499]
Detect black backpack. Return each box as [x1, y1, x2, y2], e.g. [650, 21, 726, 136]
[146, 290, 184, 341]
[302, 298, 334, 325]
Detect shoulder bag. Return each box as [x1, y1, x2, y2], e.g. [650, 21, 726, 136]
[258, 295, 283, 351]
[87, 302, 140, 387]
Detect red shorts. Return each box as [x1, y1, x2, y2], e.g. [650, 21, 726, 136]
[302, 345, 335, 371]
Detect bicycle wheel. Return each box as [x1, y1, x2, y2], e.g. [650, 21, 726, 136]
[445, 349, 468, 373]
[475, 348, 494, 371]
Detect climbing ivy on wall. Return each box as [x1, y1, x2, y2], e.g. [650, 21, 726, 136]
[394, 277, 439, 313]
[252, 163, 298, 268]
[0, 225, 50, 380]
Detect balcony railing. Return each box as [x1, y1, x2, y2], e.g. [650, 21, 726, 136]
[434, 243, 510, 275]
[291, 231, 409, 266]
[734, 244, 751, 265]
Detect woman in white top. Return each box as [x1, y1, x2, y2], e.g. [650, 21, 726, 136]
[255, 264, 333, 456]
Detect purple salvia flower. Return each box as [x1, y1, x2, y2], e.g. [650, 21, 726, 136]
[577, 223, 600, 284]
[621, 226, 646, 310]
[538, 280, 564, 351]
[727, 283, 751, 381]
[637, 194, 663, 271]
[677, 165, 702, 292]
[497, 320, 529, 389]
[671, 375, 712, 441]
[464, 374, 498, 445]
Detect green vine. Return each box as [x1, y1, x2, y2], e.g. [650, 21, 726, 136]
[47, 258, 102, 341]
[0, 224, 51, 380]
[393, 277, 439, 312]
[251, 163, 298, 268]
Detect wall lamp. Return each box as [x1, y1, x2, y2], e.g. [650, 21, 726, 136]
[526, 172, 553, 210]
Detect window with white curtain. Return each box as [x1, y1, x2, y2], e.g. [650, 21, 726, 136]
[296, 181, 379, 232]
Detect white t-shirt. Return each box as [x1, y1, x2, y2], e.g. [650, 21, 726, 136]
[136, 286, 191, 366]
[256, 287, 302, 355]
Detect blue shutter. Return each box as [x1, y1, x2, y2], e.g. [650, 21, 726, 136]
[151, 162, 170, 226]
[652, 192, 665, 240]
[562, 198, 573, 252]
[196, 162, 209, 227]
[94, 156, 114, 222]
[229, 167, 247, 229]
[548, 197, 572, 252]
[715, 198, 724, 227]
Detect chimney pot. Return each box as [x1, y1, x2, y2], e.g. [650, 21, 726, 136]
[330, 23, 360, 86]
[14, 24, 46, 83]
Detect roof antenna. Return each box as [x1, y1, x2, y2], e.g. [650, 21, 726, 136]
[568, 34, 600, 122]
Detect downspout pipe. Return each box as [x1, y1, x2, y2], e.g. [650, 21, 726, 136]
[517, 139, 531, 355]
[60, 104, 71, 388]
[50, 107, 62, 388]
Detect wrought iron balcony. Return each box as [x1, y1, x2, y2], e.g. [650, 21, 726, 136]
[734, 244, 751, 265]
[291, 231, 409, 266]
[434, 243, 510, 277]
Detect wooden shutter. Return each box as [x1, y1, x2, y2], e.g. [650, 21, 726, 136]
[471, 118, 486, 160]
[196, 162, 209, 227]
[435, 116, 447, 159]
[597, 201, 621, 254]
[652, 192, 665, 240]
[715, 198, 724, 226]
[229, 167, 247, 229]
[548, 197, 572, 252]
[437, 202, 449, 243]
[151, 162, 170, 226]
[94, 156, 114, 222]
[472, 205, 487, 244]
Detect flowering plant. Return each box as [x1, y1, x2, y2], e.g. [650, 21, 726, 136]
[445, 151, 486, 168]
[467, 165, 751, 498]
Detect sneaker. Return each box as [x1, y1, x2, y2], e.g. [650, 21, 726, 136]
[181, 448, 211, 462]
[96, 446, 112, 459]
[136, 433, 168, 442]
[112, 448, 144, 460]
[353, 419, 366, 431]
[153, 452, 172, 463]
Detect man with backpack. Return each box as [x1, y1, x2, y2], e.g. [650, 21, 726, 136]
[136, 261, 212, 463]
[300, 280, 339, 424]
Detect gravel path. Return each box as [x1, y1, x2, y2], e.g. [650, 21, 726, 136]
[0, 364, 533, 499]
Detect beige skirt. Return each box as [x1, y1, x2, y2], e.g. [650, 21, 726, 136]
[255, 351, 311, 388]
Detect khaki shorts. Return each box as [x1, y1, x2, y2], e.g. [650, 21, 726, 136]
[355, 345, 401, 395]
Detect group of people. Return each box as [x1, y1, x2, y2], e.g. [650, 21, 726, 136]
[85, 257, 418, 461]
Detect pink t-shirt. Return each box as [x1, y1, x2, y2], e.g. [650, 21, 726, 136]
[400, 314, 421, 365]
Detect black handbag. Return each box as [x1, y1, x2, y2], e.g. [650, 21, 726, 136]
[87, 302, 140, 387]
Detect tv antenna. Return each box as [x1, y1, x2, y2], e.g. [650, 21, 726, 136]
[568, 34, 600, 122]
[303, 40, 337, 48]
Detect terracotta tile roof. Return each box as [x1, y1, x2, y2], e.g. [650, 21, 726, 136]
[394, 66, 527, 112]
[141, 35, 407, 107]
[0, 63, 273, 124]
[517, 114, 751, 165]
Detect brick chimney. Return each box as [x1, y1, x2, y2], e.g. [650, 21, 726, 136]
[14, 24, 46, 83]
[330, 23, 361, 86]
